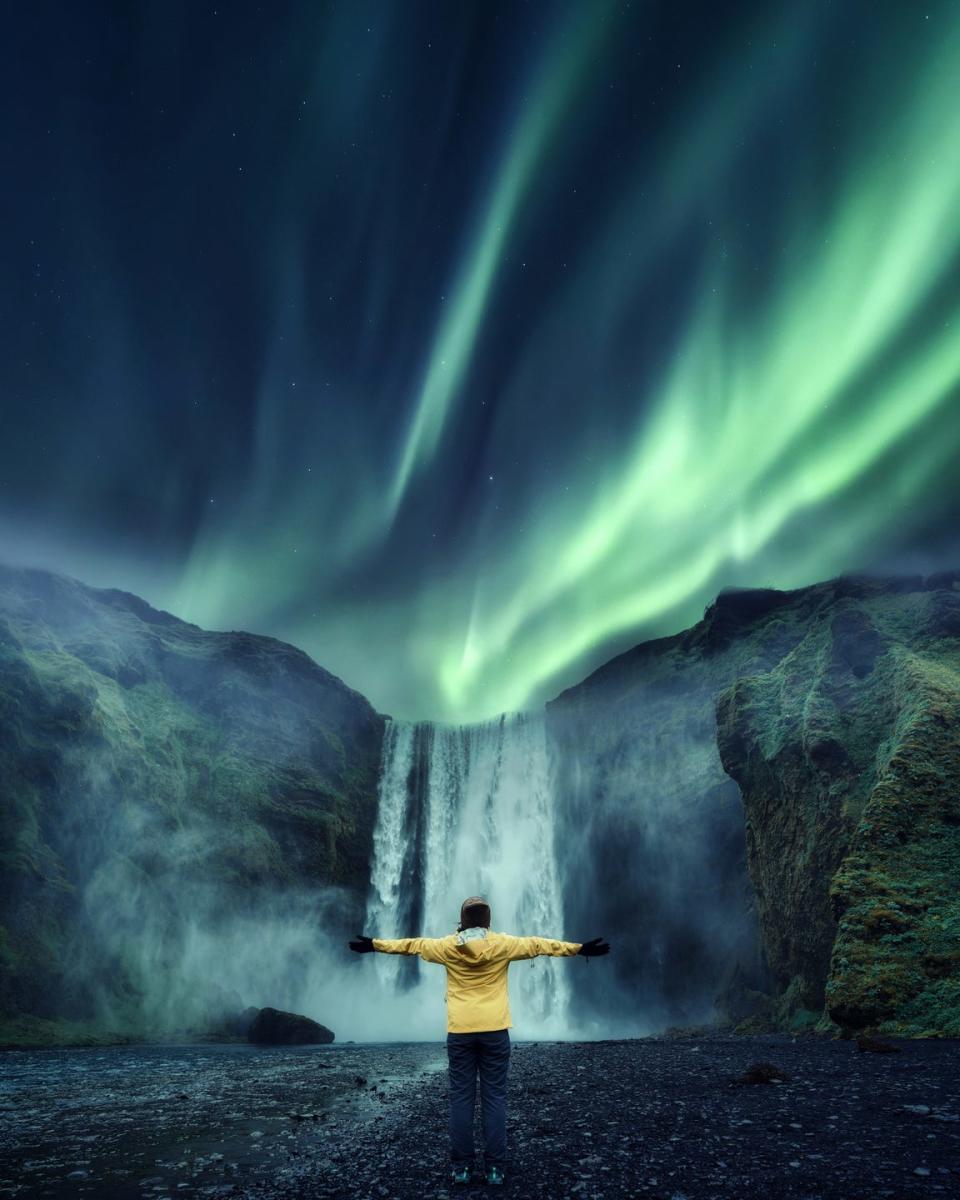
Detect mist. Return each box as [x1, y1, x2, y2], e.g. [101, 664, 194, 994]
[42, 684, 759, 1044]
[3, 560, 873, 1047]
[48, 738, 385, 1041]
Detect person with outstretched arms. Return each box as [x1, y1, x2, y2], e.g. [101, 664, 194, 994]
[349, 894, 610, 1187]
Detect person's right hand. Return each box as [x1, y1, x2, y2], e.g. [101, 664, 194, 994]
[349, 934, 375, 953]
[578, 937, 610, 957]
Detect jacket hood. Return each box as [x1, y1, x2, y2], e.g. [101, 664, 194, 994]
[454, 927, 501, 963]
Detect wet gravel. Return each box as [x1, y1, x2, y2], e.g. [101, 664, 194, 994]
[1, 1034, 958, 1199]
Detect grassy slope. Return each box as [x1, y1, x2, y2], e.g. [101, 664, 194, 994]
[826, 648, 960, 1035]
[0, 565, 386, 1045]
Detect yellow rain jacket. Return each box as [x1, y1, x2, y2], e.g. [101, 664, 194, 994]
[372, 929, 582, 1033]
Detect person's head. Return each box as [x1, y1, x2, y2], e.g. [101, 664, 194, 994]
[458, 895, 491, 931]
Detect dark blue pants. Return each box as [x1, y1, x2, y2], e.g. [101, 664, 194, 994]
[446, 1028, 511, 1166]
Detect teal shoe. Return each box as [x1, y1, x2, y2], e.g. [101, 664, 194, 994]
[486, 1165, 505, 1186]
[451, 1164, 473, 1185]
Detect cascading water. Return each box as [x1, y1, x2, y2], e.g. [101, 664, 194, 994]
[365, 711, 571, 1038]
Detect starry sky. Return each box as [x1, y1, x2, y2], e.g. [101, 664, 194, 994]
[3, 0, 960, 723]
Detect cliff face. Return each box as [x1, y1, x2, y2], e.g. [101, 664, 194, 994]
[716, 574, 960, 1037]
[0, 565, 386, 1040]
[545, 587, 802, 1031]
[547, 572, 960, 1036]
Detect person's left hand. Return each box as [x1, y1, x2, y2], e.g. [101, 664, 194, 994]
[349, 934, 375, 953]
[578, 937, 610, 957]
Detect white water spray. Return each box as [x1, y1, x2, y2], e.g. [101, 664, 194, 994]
[365, 711, 572, 1038]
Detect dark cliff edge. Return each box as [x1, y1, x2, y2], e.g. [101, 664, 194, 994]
[0, 565, 387, 1046]
[546, 571, 960, 1038]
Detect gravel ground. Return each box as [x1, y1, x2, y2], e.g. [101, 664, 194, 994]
[1, 1034, 958, 1199]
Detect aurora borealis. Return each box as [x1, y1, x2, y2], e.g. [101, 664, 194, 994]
[3, 1, 960, 722]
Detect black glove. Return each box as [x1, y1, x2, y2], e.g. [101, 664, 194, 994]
[349, 934, 375, 953]
[578, 937, 610, 957]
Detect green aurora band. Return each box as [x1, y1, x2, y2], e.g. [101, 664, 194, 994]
[169, 4, 960, 723]
[386, 1, 620, 519]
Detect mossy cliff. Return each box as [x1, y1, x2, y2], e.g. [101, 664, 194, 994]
[716, 573, 960, 1037]
[547, 571, 960, 1037]
[0, 565, 386, 1043]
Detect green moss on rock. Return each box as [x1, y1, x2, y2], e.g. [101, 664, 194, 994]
[716, 575, 960, 1037]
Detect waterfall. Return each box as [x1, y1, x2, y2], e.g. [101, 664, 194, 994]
[365, 711, 571, 1037]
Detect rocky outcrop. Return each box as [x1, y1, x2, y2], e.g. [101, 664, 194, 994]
[248, 1006, 335, 1044]
[548, 572, 960, 1036]
[714, 574, 960, 1036]
[0, 565, 386, 1041]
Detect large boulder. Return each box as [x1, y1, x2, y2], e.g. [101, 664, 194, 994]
[247, 1006, 335, 1045]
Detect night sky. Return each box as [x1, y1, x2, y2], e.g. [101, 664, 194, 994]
[3, 1, 960, 722]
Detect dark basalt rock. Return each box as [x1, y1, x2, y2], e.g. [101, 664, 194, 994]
[247, 1006, 334, 1045]
[855, 1034, 900, 1053]
[734, 1060, 791, 1084]
[702, 586, 794, 651]
[217, 1005, 260, 1038]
